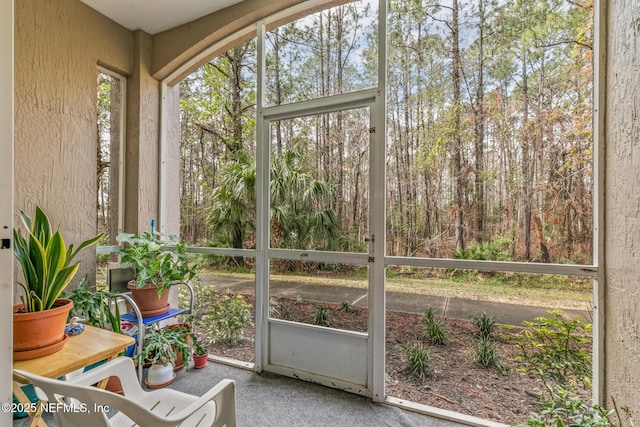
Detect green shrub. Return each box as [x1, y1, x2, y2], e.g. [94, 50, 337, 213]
[453, 239, 511, 261]
[201, 293, 253, 345]
[515, 310, 592, 393]
[340, 301, 353, 312]
[403, 342, 431, 379]
[516, 389, 611, 427]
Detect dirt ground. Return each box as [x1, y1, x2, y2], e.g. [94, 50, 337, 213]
[196, 294, 591, 425]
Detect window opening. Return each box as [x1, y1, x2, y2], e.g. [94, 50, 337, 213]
[96, 68, 125, 285]
[171, 0, 597, 423]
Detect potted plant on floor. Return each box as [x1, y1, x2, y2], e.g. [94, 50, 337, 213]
[13, 206, 102, 360]
[116, 231, 196, 317]
[192, 336, 209, 369]
[140, 326, 191, 388]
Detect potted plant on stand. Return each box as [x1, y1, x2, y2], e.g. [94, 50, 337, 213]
[13, 206, 102, 360]
[116, 231, 196, 317]
[140, 326, 191, 388]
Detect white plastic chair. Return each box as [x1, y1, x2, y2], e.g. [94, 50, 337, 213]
[14, 357, 236, 427]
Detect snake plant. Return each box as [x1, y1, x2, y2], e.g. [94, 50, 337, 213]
[13, 206, 102, 312]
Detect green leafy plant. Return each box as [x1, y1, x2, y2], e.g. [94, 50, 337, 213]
[192, 334, 208, 356]
[140, 325, 191, 367]
[516, 311, 592, 393]
[116, 231, 197, 292]
[62, 276, 121, 332]
[312, 305, 331, 326]
[516, 389, 612, 427]
[201, 293, 253, 345]
[472, 312, 497, 340]
[453, 238, 512, 262]
[475, 336, 503, 370]
[13, 206, 103, 312]
[180, 280, 214, 310]
[403, 342, 431, 379]
[422, 306, 448, 345]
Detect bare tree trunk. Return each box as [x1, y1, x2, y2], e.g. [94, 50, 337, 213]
[533, 214, 549, 263]
[474, 0, 486, 243]
[452, 0, 465, 252]
[521, 46, 532, 261]
[273, 28, 283, 156]
[336, 8, 345, 227]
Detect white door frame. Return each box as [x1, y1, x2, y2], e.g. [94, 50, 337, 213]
[256, 89, 381, 396]
[253, 0, 388, 399]
[0, 0, 14, 423]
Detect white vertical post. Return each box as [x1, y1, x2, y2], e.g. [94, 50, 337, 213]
[370, 0, 388, 403]
[158, 82, 168, 234]
[0, 0, 14, 423]
[255, 20, 269, 372]
[591, 0, 606, 406]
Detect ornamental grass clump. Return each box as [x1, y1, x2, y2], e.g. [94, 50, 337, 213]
[403, 342, 432, 379]
[472, 312, 497, 340]
[312, 305, 331, 326]
[422, 306, 448, 345]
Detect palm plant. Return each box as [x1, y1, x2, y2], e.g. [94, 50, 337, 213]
[13, 206, 102, 312]
[207, 145, 341, 257]
[207, 152, 256, 265]
[269, 145, 340, 251]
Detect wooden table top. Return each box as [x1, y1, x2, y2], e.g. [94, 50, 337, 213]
[13, 325, 135, 381]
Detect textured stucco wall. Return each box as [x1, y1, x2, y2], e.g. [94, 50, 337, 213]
[605, 0, 640, 418]
[14, 0, 132, 293]
[162, 83, 182, 236]
[124, 30, 160, 235]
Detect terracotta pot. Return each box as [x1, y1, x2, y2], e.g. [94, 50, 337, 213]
[127, 281, 170, 317]
[193, 352, 208, 369]
[167, 324, 192, 371]
[13, 298, 74, 359]
[106, 376, 124, 395]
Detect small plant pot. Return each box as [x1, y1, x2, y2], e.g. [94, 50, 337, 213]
[106, 376, 124, 395]
[193, 352, 208, 369]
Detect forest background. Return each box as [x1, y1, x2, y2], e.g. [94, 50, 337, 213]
[98, 0, 594, 275]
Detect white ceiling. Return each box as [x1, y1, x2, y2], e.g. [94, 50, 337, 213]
[80, 0, 243, 35]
